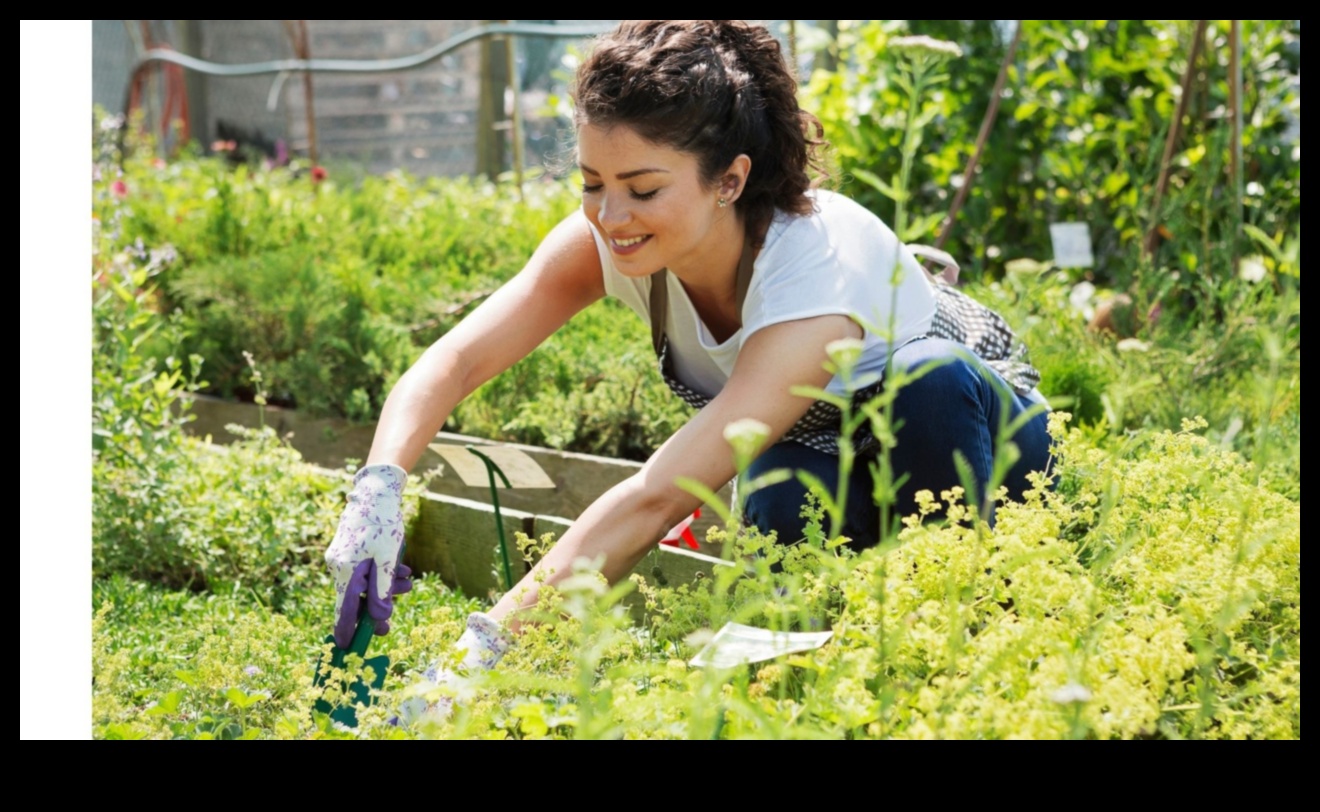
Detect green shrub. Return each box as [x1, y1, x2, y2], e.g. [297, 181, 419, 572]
[804, 20, 1300, 305]
[92, 416, 1299, 739]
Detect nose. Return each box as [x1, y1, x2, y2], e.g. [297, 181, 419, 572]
[596, 189, 631, 229]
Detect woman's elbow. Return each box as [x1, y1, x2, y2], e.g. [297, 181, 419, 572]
[618, 472, 703, 537]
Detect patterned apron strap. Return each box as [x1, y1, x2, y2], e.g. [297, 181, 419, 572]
[906, 243, 960, 286]
[648, 269, 667, 357]
[648, 232, 758, 359]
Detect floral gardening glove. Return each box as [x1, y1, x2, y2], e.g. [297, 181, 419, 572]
[395, 612, 513, 726]
[324, 463, 414, 649]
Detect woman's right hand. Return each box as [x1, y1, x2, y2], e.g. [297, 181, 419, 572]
[324, 463, 413, 648]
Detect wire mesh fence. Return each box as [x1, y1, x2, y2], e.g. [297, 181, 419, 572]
[92, 20, 813, 179]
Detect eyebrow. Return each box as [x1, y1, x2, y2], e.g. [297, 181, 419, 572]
[579, 164, 670, 181]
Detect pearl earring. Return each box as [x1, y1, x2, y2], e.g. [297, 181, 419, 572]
[717, 198, 728, 208]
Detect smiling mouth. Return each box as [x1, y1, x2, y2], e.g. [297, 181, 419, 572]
[611, 235, 651, 253]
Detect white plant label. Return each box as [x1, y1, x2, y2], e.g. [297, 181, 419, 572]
[1049, 222, 1095, 269]
[690, 622, 834, 668]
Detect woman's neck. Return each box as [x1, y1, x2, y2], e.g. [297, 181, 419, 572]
[670, 214, 752, 344]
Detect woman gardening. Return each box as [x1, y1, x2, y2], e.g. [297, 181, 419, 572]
[324, 20, 1053, 723]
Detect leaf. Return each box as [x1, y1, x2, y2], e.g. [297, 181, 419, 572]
[900, 212, 945, 243]
[746, 468, 793, 492]
[784, 655, 823, 671]
[1014, 101, 1041, 121]
[1102, 171, 1130, 198]
[674, 477, 733, 527]
[146, 691, 183, 716]
[1243, 224, 1286, 264]
[789, 385, 850, 410]
[851, 168, 907, 202]
[225, 687, 266, 709]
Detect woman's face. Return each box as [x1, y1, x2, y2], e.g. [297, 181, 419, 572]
[577, 123, 736, 279]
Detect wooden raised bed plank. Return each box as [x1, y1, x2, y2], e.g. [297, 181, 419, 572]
[184, 394, 733, 557]
[429, 444, 556, 489]
[294, 458, 739, 623]
[408, 490, 533, 603]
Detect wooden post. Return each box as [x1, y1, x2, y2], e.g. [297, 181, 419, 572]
[174, 20, 208, 149]
[476, 21, 510, 179]
[1229, 20, 1244, 270]
[935, 20, 1023, 253]
[1144, 20, 1209, 261]
[815, 20, 839, 74]
[1144, 20, 1209, 259]
[506, 24, 525, 200]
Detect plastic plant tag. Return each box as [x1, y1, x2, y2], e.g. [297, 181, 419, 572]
[1049, 222, 1095, 269]
[689, 622, 833, 668]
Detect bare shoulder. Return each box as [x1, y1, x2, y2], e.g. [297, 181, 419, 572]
[523, 209, 605, 301]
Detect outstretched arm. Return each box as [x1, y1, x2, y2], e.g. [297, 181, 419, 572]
[489, 312, 864, 628]
[325, 210, 603, 645]
[365, 210, 605, 472]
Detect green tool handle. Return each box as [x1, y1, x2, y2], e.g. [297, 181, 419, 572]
[342, 541, 408, 658]
[465, 446, 516, 591]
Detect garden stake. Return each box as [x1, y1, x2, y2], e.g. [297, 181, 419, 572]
[465, 445, 516, 591]
[312, 543, 405, 727]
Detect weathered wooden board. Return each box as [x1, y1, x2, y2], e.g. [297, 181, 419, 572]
[184, 395, 734, 558]
[294, 458, 739, 623]
[429, 444, 556, 489]
[408, 491, 533, 603]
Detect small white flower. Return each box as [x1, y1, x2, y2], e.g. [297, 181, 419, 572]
[724, 418, 770, 453]
[887, 35, 964, 61]
[1246, 181, 1265, 196]
[1238, 256, 1268, 284]
[1050, 682, 1093, 704]
[1069, 281, 1097, 314]
[1005, 258, 1049, 276]
[1115, 338, 1150, 353]
[826, 338, 866, 372]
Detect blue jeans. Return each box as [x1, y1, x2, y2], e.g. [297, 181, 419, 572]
[743, 338, 1053, 550]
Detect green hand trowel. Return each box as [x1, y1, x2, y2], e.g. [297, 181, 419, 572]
[313, 544, 405, 728]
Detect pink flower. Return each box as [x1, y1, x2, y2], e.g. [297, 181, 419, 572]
[111, 180, 128, 199]
[311, 165, 328, 183]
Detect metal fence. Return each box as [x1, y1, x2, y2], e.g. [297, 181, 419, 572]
[94, 20, 614, 178]
[92, 20, 813, 179]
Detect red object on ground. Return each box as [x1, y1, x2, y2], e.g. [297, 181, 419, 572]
[660, 508, 701, 550]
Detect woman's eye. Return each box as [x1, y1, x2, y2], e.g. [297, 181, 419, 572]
[581, 183, 603, 194]
[630, 189, 659, 201]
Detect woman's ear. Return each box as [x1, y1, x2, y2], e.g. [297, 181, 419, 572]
[721, 154, 752, 204]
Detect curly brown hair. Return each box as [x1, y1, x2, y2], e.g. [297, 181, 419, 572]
[573, 20, 829, 247]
